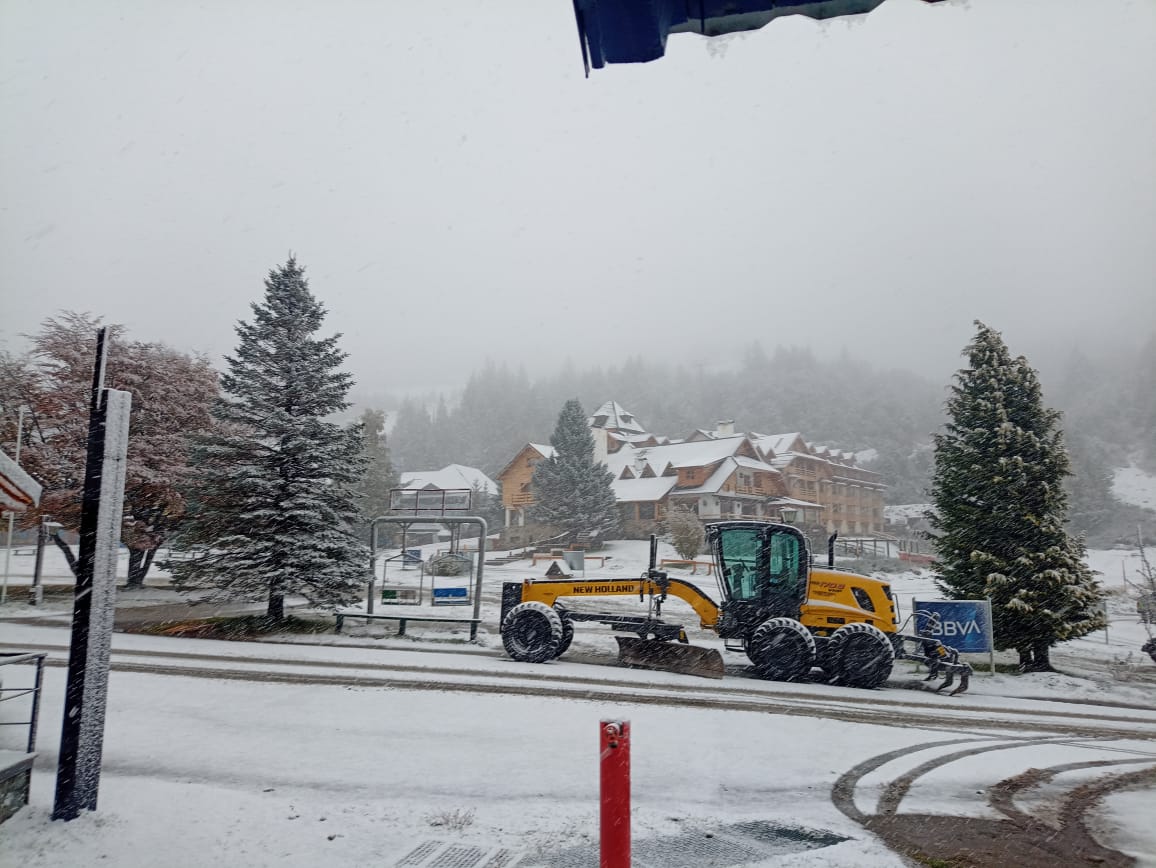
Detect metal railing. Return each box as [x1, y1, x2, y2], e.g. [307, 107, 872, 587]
[0, 652, 47, 754]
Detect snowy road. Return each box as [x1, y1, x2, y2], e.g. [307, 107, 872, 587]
[2, 621, 1156, 866]
[3, 630, 1156, 741]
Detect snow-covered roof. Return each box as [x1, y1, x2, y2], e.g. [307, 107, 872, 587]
[0, 448, 42, 512]
[400, 464, 497, 495]
[496, 442, 557, 481]
[611, 432, 657, 445]
[751, 432, 805, 457]
[588, 400, 647, 435]
[769, 496, 824, 510]
[610, 476, 678, 503]
[675, 458, 739, 495]
[732, 456, 781, 474]
[633, 436, 753, 471]
[604, 445, 645, 479]
[674, 455, 784, 496]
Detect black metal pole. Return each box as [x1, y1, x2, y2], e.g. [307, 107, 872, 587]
[52, 328, 108, 821]
[31, 520, 47, 606]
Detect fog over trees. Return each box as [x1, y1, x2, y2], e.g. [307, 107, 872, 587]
[378, 335, 1156, 546]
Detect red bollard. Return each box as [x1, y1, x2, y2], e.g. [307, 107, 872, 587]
[600, 719, 630, 868]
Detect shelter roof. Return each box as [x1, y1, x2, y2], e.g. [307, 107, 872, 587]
[400, 464, 497, 495]
[0, 449, 41, 512]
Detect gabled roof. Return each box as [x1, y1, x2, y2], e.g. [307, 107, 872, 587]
[636, 435, 754, 470]
[400, 464, 497, 495]
[674, 457, 740, 495]
[588, 400, 647, 435]
[674, 455, 780, 496]
[604, 435, 763, 482]
[496, 442, 557, 480]
[732, 455, 782, 474]
[608, 431, 659, 447]
[750, 432, 807, 458]
[529, 443, 556, 459]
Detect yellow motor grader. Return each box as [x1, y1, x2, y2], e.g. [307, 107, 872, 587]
[499, 520, 971, 693]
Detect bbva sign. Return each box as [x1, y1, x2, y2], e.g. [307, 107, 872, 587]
[913, 599, 994, 654]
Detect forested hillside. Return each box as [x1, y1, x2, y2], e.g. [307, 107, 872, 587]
[377, 337, 1155, 544]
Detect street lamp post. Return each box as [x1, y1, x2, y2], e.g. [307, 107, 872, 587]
[31, 518, 63, 606]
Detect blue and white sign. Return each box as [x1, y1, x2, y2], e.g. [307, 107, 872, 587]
[912, 599, 993, 654]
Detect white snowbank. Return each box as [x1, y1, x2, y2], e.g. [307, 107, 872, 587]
[1113, 465, 1156, 510]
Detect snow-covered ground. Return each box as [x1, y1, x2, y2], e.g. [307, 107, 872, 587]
[1113, 465, 1156, 510]
[0, 624, 918, 868]
[882, 503, 931, 523]
[2, 537, 1155, 866]
[2, 618, 1154, 867]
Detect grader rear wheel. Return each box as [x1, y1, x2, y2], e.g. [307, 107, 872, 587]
[501, 602, 563, 663]
[746, 617, 816, 682]
[553, 604, 575, 658]
[826, 622, 894, 689]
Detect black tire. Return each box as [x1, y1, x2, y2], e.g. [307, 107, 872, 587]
[826, 623, 894, 689]
[746, 617, 816, 682]
[553, 604, 575, 658]
[502, 602, 563, 663]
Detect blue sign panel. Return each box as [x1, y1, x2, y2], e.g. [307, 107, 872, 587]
[913, 600, 993, 654]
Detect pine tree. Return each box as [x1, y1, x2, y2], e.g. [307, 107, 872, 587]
[927, 321, 1105, 671]
[470, 480, 505, 531]
[531, 399, 620, 539]
[169, 258, 368, 621]
[351, 408, 398, 541]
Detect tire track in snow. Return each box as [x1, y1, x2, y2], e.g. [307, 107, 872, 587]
[832, 737, 1156, 867]
[8, 640, 1156, 740]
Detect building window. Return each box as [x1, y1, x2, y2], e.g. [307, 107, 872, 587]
[638, 503, 656, 520]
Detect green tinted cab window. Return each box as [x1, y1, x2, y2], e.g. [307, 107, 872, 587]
[719, 528, 760, 600]
[768, 532, 800, 585]
[719, 527, 802, 600]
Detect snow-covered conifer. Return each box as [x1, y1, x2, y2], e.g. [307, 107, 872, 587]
[169, 258, 368, 620]
[928, 322, 1104, 670]
[351, 408, 397, 539]
[531, 399, 619, 539]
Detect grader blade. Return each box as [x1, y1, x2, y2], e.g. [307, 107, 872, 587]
[616, 637, 725, 679]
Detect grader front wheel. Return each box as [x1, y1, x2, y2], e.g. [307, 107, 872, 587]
[747, 617, 816, 682]
[501, 602, 563, 663]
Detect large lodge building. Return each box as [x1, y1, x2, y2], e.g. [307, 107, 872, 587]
[497, 401, 886, 539]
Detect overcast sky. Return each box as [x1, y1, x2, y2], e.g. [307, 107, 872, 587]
[2, 0, 1154, 398]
